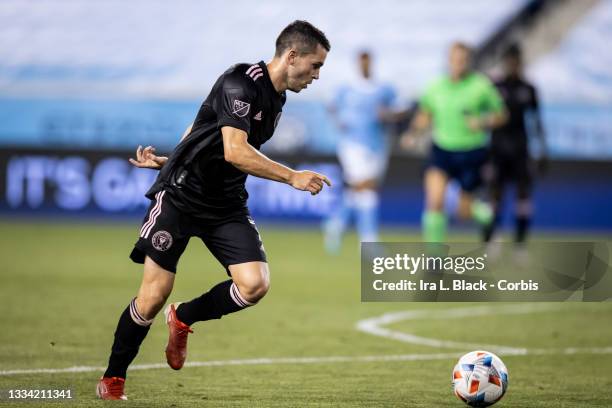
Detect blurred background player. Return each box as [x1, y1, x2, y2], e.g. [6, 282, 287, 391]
[401, 42, 507, 243]
[323, 50, 397, 252]
[483, 44, 547, 248]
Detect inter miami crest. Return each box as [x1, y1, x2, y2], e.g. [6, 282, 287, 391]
[152, 230, 173, 251]
[232, 99, 250, 117]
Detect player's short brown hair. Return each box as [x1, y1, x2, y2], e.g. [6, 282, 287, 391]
[503, 43, 522, 60]
[275, 20, 330, 57]
[451, 41, 473, 54]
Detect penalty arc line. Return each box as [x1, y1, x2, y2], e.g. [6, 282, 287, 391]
[355, 304, 611, 355]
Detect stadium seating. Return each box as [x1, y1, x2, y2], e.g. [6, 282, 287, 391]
[0, 0, 528, 99]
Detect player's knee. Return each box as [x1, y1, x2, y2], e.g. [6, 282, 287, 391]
[456, 191, 474, 220]
[457, 202, 472, 220]
[351, 179, 377, 191]
[230, 261, 270, 304]
[516, 199, 532, 216]
[426, 199, 445, 212]
[237, 278, 269, 303]
[425, 190, 445, 212]
[252, 279, 270, 302]
[457, 207, 471, 220]
[136, 291, 169, 319]
[235, 270, 270, 303]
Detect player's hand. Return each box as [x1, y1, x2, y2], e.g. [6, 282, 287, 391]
[400, 133, 417, 150]
[129, 145, 168, 170]
[289, 170, 332, 195]
[466, 116, 484, 132]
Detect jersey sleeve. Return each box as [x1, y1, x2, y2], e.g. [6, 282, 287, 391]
[419, 82, 435, 113]
[217, 74, 257, 134]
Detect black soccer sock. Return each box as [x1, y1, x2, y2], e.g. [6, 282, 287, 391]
[175, 279, 255, 326]
[103, 298, 153, 379]
[483, 212, 501, 242]
[515, 215, 531, 244]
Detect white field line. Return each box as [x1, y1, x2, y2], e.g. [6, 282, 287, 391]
[2, 304, 610, 377]
[2, 348, 612, 377]
[0, 353, 464, 376]
[355, 304, 605, 355]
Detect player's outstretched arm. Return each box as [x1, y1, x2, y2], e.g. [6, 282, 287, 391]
[466, 109, 508, 132]
[400, 109, 431, 150]
[129, 122, 192, 170]
[222, 126, 331, 195]
[128, 145, 168, 170]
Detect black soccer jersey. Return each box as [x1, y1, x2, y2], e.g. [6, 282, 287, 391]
[491, 76, 539, 156]
[146, 61, 286, 218]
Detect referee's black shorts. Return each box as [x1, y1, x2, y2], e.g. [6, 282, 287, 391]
[427, 143, 488, 193]
[129, 190, 267, 273]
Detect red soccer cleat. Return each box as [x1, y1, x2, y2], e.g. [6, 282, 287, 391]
[96, 376, 127, 400]
[164, 303, 193, 370]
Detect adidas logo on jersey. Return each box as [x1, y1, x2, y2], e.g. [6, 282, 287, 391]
[254, 111, 262, 121]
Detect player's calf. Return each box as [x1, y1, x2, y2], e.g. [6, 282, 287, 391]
[174, 279, 266, 327]
[165, 269, 268, 370]
[98, 298, 154, 399]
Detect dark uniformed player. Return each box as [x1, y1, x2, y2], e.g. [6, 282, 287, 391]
[96, 20, 331, 400]
[483, 44, 547, 247]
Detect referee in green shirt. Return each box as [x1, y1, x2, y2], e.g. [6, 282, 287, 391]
[401, 42, 507, 242]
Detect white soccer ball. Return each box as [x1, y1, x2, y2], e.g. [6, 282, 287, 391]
[451, 350, 509, 407]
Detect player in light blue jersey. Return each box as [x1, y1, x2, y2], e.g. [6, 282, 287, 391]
[324, 50, 398, 252]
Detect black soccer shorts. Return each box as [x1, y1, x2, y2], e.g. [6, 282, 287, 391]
[428, 143, 488, 193]
[129, 190, 267, 273]
[489, 151, 533, 197]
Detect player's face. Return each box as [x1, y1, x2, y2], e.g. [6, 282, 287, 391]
[359, 54, 371, 79]
[504, 55, 522, 77]
[449, 46, 471, 79]
[287, 44, 327, 93]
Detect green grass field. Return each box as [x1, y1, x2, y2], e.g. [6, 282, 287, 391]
[0, 220, 611, 407]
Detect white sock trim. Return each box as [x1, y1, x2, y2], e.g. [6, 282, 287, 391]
[229, 283, 255, 308]
[129, 298, 154, 327]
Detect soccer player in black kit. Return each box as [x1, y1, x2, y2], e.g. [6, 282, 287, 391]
[483, 44, 547, 249]
[96, 21, 331, 400]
